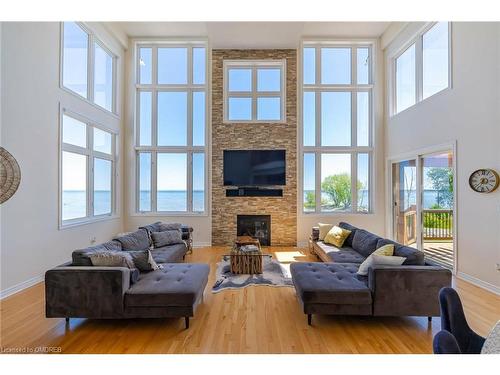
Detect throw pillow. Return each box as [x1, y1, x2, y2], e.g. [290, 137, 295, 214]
[114, 230, 150, 251]
[324, 226, 352, 247]
[158, 222, 182, 232]
[371, 254, 406, 267]
[357, 244, 395, 275]
[318, 223, 334, 241]
[127, 249, 161, 272]
[89, 251, 135, 269]
[151, 230, 183, 248]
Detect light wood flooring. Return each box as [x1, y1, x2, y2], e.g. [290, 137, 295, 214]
[1, 246, 499, 354]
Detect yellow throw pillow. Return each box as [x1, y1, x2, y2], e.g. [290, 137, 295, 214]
[324, 226, 352, 247]
[357, 244, 395, 275]
[318, 223, 334, 241]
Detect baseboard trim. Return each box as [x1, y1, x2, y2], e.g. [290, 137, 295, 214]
[457, 272, 500, 296]
[0, 275, 44, 300]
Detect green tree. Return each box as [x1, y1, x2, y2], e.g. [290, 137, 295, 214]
[426, 168, 453, 208]
[304, 191, 315, 209]
[321, 173, 363, 210]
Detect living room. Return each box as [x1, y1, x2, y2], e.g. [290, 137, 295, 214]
[1, 0, 499, 370]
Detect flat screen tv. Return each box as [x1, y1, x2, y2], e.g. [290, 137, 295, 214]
[223, 150, 286, 186]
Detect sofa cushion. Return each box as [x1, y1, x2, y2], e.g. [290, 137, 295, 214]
[151, 230, 183, 248]
[114, 229, 150, 251]
[352, 229, 382, 258]
[318, 223, 334, 241]
[72, 241, 123, 266]
[376, 238, 425, 265]
[124, 263, 209, 307]
[290, 262, 372, 305]
[151, 243, 187, 264]
[338, 222, 358, 247]
[316, 241, 366, 264]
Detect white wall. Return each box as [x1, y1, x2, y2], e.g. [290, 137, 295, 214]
[0, 22, 126, 297]
[297, 40, 386, 243]
[384, 22, 500, 291]
[122, 41, 212, 246]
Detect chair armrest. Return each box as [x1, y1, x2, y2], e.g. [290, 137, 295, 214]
[45, 266, 131, 319]
[368, 265, 452, 317]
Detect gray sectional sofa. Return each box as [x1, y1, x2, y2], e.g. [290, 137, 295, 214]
[45, 223, 208, 329]
[291, 222, 452, 325]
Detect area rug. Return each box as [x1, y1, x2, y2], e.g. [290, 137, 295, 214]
[212, 256, 293, 293]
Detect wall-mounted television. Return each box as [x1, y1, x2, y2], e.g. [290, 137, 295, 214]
[223, 150, 286, 186]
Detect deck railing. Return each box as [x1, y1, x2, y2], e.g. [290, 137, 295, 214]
[423, 209, 453, 240]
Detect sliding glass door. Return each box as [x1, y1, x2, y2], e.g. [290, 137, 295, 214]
[391, 150, 455, 270]
[421, 152, 454, 268]
[392, 159, 417, 247]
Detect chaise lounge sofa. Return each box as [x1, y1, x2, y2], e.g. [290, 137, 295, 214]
[290, 222, 452, 325]
[45, 223, 208, 329]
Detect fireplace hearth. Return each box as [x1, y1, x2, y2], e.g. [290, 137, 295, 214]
[237, 215, 271, 246]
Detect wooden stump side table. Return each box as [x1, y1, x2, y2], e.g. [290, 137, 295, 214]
[231, 236, 263, 274]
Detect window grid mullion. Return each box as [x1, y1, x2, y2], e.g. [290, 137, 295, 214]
[187, 152, 193, 213]
[152, 151, 157, 212]
[315, 151, 321, 213]
[252, 67, 257, 120]
[351, 152, 358, 213]
[416, 35, 424, 104]
[88, 125, 94, 218]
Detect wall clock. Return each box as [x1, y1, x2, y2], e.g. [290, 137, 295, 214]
[468, 169, 499, 193]
[0, 147, 22, 204]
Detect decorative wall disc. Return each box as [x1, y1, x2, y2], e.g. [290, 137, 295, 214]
[0, 147, 21, 204]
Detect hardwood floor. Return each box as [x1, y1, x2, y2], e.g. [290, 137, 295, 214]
[1, 246, 499, 354]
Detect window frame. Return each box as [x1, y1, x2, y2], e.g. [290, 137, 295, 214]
[223, 59, 286, 124]
[391, 22, 452, 116]
[133, 41, 209, 216]
[60, 22, 118, 116]
[299, 40, 376, 215]
[59, 108, 118, 229]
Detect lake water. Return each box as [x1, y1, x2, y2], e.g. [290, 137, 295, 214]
[62, 190, 205, 220]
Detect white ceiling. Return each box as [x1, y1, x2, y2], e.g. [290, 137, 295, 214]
[110, 22, 391, 48]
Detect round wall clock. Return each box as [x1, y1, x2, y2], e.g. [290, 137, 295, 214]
[468, 169, 499, 193]
[0, 147, 22, 204]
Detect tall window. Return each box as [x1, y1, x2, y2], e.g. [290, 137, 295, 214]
[135, 42, 208, 214]
[60, 111, 116, 225]
[393, 22, 450, 114]
[62, 22, 117, 113]
[223, 60, 286, 123]
[301, 43, 373, 214]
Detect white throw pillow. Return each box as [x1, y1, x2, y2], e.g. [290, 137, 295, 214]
[357, 254, 406, 276]
[318, 223, 334, 241]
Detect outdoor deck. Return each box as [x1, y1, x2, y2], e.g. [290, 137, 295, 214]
[423, 241, 454, 269]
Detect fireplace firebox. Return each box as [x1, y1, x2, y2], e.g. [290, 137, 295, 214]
[236, 215, 271, 246]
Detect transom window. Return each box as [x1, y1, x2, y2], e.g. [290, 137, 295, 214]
[135, 42, 208, 214]
[223, 60, 286, 123]
[393, 22, 450, 114]
[60, 110, 116, 226]
[61, 22, 117, 113]
[301, 42, 373, 214]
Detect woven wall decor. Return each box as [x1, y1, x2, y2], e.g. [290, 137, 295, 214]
[0, 147, 21, 204]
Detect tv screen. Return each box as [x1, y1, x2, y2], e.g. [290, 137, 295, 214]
[223, 150, 286, 186]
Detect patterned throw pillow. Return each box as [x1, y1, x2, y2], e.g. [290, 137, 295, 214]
[324, 226, 352, 247]
[158, 223, 182, 232]
[357, 244, 396, 275]
[151, 230, 183, 248]
[89, 251, 135, 269]
[127, 249, 161, 272]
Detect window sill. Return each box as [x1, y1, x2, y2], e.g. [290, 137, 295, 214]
[299, 211, 374, 217]
[60, 85, 120, 120]
[130, 212, 209, 218]
[59, 214, 121, 230]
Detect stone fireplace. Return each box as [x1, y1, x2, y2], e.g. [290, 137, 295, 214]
[237, 215, 271, 246]
[211, 49, 297, 246]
